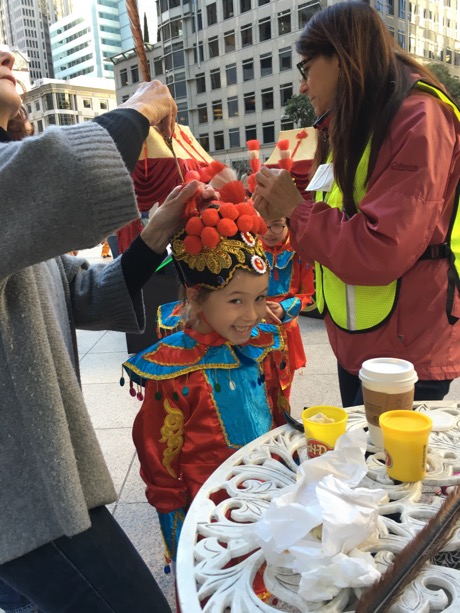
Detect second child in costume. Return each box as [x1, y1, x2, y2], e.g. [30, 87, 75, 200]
[262, 217, 314, 401]
[122, 202, 287, 564]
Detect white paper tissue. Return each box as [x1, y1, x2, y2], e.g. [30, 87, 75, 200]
[251, 428, 387, 602]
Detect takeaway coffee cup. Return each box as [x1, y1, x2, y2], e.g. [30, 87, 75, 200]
[359, 358, 418, 447]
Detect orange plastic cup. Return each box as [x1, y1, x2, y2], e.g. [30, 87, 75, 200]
[379, 410, 432, 482]
[302, 405, 348, 458]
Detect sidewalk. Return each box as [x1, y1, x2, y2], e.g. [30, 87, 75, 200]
[73, 245, 460, 610]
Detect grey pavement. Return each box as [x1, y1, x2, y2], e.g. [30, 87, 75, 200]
[6, 243, 458, 613]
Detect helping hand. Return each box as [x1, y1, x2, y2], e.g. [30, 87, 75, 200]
[265, 301, 284, 325]
[253, 167, 304, 220]
[119, 80, 177, 138]
[141, 181, 218, 253]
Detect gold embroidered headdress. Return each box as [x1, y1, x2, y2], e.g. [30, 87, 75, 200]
[172, 201, 269, 290]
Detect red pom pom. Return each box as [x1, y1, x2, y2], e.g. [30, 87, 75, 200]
[237, 214, 254, 232]
[257, 217, 267, 235]
[236, 203, 254, 217]
[185, 217, 204, 236]
[247, 139, 260, 151]
[198, 166, 213, 183]
[201, 226, 220, 248]
[276, 139, 290, 151]
[183, 235, 202, 255]
[217, 218, 238, 237]
[219, 203, 239, 220]
[184, 170, 201, 182]
[247, 174, 256, 194]
[201, 208, 220, 226]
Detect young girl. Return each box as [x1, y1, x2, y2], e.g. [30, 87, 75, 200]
[262, 217, 314, 401]
[122, 201, 287, 565]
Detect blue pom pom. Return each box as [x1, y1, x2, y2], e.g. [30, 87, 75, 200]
[164, 565, 171, 574]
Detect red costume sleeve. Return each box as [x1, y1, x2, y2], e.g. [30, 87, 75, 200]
[132, 378, 191, 514]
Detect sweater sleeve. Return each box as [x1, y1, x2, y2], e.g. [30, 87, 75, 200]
[93, 108, 149, 173]
[0, 121, 139, 282]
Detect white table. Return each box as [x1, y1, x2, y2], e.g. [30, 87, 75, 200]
[176, 402, 460, 612]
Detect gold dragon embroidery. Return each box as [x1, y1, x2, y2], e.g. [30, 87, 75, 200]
[160, 399, 184, 478]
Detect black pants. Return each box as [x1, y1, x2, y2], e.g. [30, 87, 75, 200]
[0, 506, 171, 613]
[338, 363, 452, 408]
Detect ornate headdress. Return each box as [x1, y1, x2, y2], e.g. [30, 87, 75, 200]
[172, 201, 269, 290]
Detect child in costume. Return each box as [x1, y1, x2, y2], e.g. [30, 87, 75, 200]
[262, 217, 314, 401]
[122, 201, 287, 566]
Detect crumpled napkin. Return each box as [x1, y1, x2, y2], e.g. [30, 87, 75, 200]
[251, 428, 387, 602]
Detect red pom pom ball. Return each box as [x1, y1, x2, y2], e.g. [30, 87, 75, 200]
[201, 208, 220, 227]
[185, 217, 204, 236]
[201, 226, 220, 248]
[183, 235, 203, 255]
[237, 214, 254, 233]
[219, 203, 239, 220]
[217, 218, 238, 237]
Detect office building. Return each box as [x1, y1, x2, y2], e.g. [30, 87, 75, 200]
[110, 0, 459, 167]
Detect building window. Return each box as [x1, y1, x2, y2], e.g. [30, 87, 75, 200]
[58, 114, 76, 125]
[210, 68, 221, 89]
[240, 0, 251, 13]
[228, 96, 239, 117]
[244, 92, 256, 113]
[196, 73, 206, 93]
[194, 42, 204, 63]
[262, 122, 275, 143]
[207, 3, 217, 25]
[229, 128, 240, 148]
[399, 0, 405, 18]
[214, 131, 225, 150]
[199, 134, 209, 151]
[260, 53, 272, 77]
[83, 98, 92, 109]
[191, 9, 202, 32]
[47, 115, 56, 125]
[278, 10, 291, 34]
[242, 59, 254, 81]
[398, 29, 406, 49]
[212, 100, 223, 120]
[387, 0, 394, 16]
[120, 68, 128, 86]
[225, 31, 236, 53]
[100, 100, 108, 110]
[56, 93, 75, 110]
[223, 0, 234, 19]
[26, 103, 32, 114]
[261, 88, 274, 110]
[37, 119, 43, 133]
[177, 102, 188, 125]
[245, 125, 257, 141]
[298, 1, 320, 29]
[280, 83, 293, 106]
[258, 0, 269, 5]
[44, 94, 54, 111]
[279, 47, 292, 71]
[209, 37, 219, 58]
[154, 58, 163, 76]
[241, 24, 252, 47]
[198, 104, 208, 123]
[226, 63, 237, 85]
[259, 17, 271, 41]
[281, 119, 294, 131]
[122, 95, 129, 102]
[35, 101, 40, 111]
[130, 65, 139, 83]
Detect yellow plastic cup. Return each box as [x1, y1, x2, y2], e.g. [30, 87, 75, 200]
[379, 410, 432, 482]
[302, 405, 348, 458]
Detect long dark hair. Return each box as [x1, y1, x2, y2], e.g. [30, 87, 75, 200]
[296, 1, 444, 216]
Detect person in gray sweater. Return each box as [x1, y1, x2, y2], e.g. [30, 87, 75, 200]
[0, 45, 207, 613]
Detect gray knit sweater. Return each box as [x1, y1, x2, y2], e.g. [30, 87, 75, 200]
[0, 122, 144, 564]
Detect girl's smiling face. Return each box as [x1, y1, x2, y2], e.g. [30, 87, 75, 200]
[188, 269, 268, 345]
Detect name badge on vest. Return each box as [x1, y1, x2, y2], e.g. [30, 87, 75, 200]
[306, 163, 334, 192]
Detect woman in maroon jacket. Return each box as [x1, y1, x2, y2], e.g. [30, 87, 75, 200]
[253, 2, 460, 407]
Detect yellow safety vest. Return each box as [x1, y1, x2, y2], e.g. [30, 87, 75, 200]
[315, 80, 460, 331]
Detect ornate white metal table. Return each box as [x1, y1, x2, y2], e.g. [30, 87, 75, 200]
[176, 402, 460, 612]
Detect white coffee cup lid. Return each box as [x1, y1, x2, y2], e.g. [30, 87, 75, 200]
[359, 357, 418, 385]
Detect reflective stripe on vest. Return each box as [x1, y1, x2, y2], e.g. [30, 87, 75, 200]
[314, 80, 460, 331]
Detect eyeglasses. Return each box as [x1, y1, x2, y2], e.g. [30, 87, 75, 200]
[296, 58, 310, 81]
[265, 224, 286, 234]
